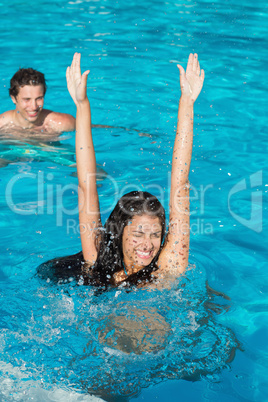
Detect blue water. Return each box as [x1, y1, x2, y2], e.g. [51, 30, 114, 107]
[0, 0, 267, 401]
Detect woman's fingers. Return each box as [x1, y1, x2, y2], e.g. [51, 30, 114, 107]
[185, 53, 201, 75]
[74, 52, 81, 71]
[66, 53, 90, 102]
[69, 53, 80, 77]
[81, 70, 90, 88]
[192, 53, 198, 72]
[177, 64, 185, 76]
[177, 53, 204, 101]
[177, 64, 186, 88]
[186, 53, 194, 75]
[66, 66, 73, 88]
[68, 53, 85, 88]
[70, 53, 76, 71]
[201, 69, 205, 82]
[196, 60, 200, 76]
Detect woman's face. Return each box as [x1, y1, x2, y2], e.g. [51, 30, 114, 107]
[122, 214, 162, 273]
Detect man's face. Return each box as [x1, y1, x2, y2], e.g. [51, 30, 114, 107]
[11, 84, 45, 126]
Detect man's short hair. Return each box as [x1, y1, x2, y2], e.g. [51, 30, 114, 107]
[9, 68, 47, 98]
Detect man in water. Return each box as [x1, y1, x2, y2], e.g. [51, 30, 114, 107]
[0, 67, 75, 135]
[0, 66, 149, 140]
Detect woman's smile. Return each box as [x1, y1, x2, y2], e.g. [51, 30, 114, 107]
[135, 249, 153, 259]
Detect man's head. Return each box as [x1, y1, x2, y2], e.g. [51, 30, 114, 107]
[9, 68, 47, 126]
[9, 68, 47, 99]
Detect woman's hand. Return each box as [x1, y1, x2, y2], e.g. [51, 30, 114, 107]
[66, 52, 90, 105]
[177, 53, 205, 103]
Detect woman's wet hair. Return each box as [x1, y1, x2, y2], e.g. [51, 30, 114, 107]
[9, 68, 47, 98]
[91, 191, 166, 287]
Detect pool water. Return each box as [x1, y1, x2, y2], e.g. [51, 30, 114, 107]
[0, 0, 267, 401]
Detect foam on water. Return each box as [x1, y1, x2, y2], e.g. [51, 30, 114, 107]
[0, 361, 104, 401]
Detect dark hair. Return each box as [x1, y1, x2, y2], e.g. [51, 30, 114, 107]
[37, 191, 166, 290]
[9, 68, 47, 98]
[91, 191, 166, 287]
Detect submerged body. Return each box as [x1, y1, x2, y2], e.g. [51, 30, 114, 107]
[8, 265, 240, 399]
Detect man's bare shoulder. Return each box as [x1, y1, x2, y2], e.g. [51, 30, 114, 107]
[43, 110, 75, 133]
[0, 110, 14, 128]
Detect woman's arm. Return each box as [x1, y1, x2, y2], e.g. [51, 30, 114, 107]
[158, 53, 204, 275]
[66, 53, 101, 264]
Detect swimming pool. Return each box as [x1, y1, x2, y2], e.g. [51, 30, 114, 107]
[0, 0, 267, 400]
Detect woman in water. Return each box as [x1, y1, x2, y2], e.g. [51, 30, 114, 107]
[38, 52, 204, 288]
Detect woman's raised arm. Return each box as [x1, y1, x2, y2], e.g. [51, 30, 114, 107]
[158, 53, 204, 275]
[66, 53, 101, 264]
